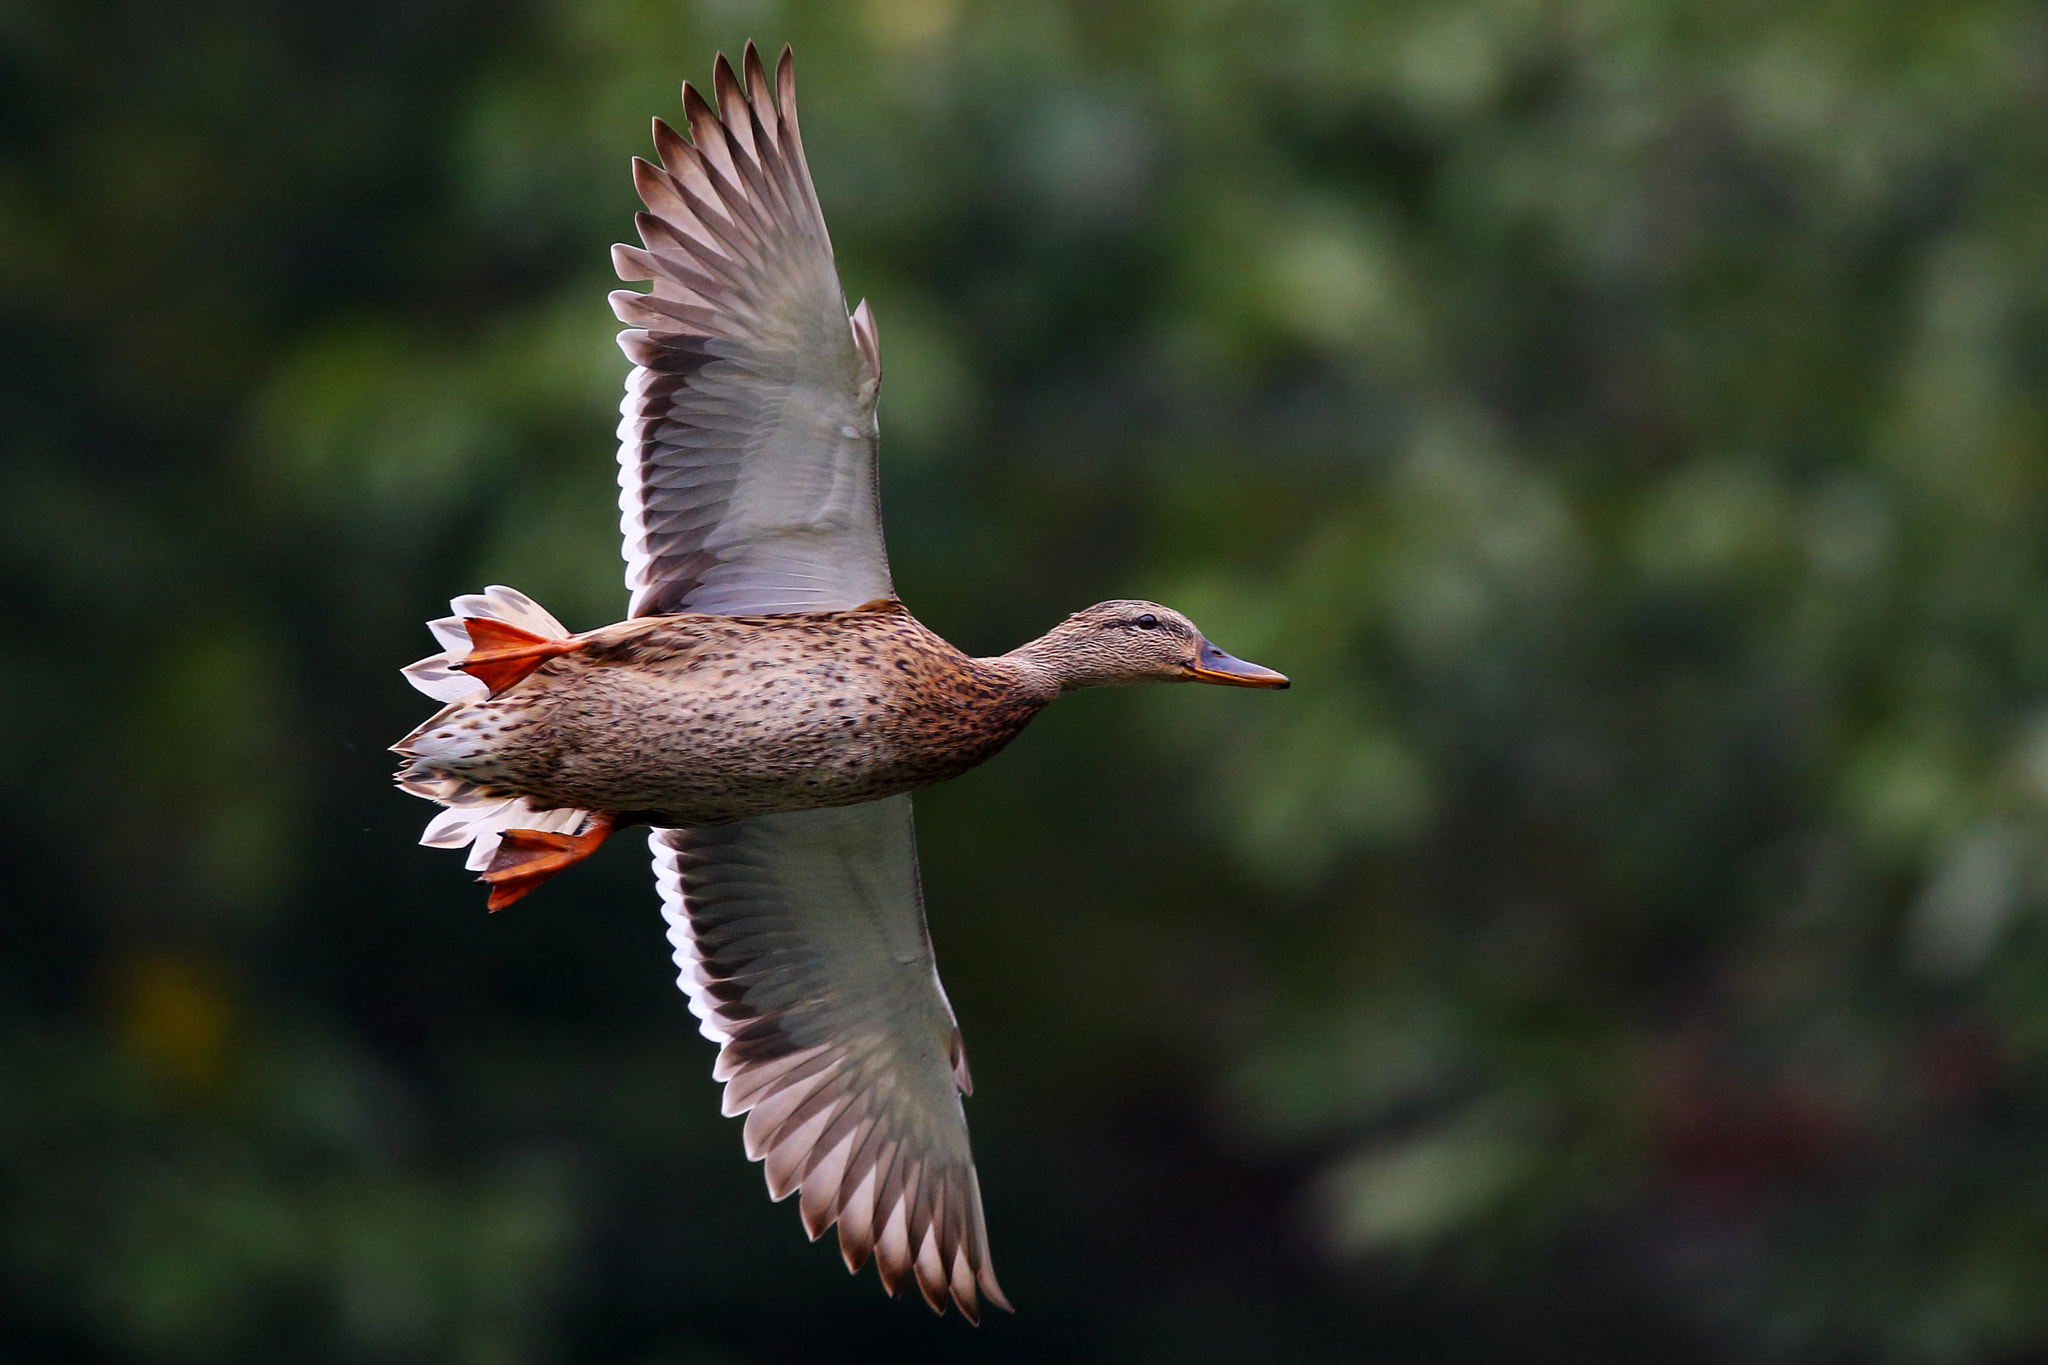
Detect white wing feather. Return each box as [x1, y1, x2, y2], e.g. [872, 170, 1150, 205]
[612, 44, 892, 618]
[651, 795, 1007, 1320]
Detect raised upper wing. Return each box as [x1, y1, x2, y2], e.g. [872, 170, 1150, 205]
[651, 796, 1008, 1320]
[611, 44, 892, 618]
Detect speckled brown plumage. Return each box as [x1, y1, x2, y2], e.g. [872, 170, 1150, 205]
[396, 603, 1052, 828]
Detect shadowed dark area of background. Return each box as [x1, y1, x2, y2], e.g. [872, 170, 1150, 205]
[7, 0, 2048, 1360]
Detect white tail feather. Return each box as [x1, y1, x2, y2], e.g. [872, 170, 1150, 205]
[395, 586, 593, 869]
[421, 789, 590, 871]
[402, 585, 570, 702]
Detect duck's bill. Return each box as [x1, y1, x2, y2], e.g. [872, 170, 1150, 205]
[1184, 642, 1290, 689]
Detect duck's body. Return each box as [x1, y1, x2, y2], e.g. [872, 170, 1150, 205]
[400, 604, 1048, 826]
[392, 45, 1285, 1322]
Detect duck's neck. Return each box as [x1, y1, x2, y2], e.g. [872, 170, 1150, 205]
[983, 634, 1087, 702]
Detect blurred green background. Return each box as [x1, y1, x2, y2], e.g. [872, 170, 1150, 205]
[8, 0, 2048, 1360]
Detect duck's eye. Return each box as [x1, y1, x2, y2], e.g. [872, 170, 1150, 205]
[1135, 614, 1159, 629]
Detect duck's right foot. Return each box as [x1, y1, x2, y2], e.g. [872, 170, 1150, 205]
[480, 812, 618, 910]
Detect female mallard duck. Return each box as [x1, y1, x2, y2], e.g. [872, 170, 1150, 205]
[393, 44, 1285, 1322]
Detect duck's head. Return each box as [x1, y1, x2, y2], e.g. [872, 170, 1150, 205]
[1007, 600, 1289, 695]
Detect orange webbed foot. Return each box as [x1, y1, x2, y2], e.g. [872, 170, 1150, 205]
[480, 812, 618, 910]
[455, 618, 587, 696]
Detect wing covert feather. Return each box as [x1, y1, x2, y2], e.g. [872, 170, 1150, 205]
[651, 796, 1008, 1319]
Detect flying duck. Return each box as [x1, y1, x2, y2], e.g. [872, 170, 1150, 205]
[393, 43, 1286, 1321]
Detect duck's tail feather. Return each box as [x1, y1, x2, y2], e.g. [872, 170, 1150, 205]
[403, 775, 595, 871]
[395, 586, 595, 873]
[402, 584, 572, 701]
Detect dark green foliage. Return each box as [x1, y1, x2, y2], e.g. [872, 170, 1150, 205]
[7, 0, 2048, 1359]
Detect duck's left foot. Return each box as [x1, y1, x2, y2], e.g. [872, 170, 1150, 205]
[480, 812, 618, 910]
[455, 618, 587, 696]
